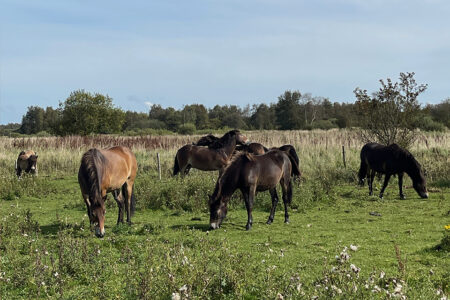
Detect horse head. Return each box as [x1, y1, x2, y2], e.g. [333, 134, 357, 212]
[28, 153, 38, 174]
[209, 193, 228, 230]
[90, 197, 106, 238]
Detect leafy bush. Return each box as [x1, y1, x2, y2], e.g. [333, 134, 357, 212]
[177, 123, 196, 135]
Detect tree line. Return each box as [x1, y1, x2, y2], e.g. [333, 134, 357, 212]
[1, 73, 449, 137]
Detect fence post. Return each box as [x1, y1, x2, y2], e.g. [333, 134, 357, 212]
[342, 145, 347, 168]
[157, 153, 161, 180]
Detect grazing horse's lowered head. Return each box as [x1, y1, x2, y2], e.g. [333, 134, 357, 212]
[16, 150, 38, 178]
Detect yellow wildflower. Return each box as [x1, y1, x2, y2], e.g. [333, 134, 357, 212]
[445, 225, 450, 230]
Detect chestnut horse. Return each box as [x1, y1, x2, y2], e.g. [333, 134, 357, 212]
[358, 143, 428, 199]
[173, 130, 248, 176]
[209, 149, 301, 230]
[78, 146, 138, 238]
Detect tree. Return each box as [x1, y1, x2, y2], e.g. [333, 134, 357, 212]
[250, 104, 276, 129]
[275, 90, 301, 130]
[20, 106, 45, 134]
[354, 72, 427, 148]
[57, 90, 125, 135]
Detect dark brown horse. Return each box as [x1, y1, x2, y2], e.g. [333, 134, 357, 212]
[235, 142, 268, 155]
[15, 150, 38, 178]
[358, 143, 428, 199]
[78, 146, 138, 238]
[209, 149, 301, 230]
[173, 130, 248, 176]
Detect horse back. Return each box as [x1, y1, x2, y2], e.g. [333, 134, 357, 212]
[100, 146, 137, 189]
[361, 143, 407, 174]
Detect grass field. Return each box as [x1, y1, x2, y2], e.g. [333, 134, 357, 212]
[0, 130, 449, 299]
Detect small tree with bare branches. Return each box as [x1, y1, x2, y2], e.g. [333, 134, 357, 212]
[354, 72, 427, 149]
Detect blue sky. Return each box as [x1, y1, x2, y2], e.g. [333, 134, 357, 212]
[1, 0, 449, 124]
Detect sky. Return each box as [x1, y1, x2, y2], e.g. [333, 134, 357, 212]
[1, 0, 449, 124]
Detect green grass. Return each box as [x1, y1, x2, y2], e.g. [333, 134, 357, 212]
[1, 173, 448, 299]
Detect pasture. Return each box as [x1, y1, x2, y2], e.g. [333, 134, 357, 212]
[0, 130, 449, 299]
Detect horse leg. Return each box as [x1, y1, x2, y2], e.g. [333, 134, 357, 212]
[16, 167, 22, 178]
[244, 186, 255, 230]
[113, 189, 124, 224]
[281, 178, 291, 224]
[267, 188, 279, 224]
[398, 172, 405, 199]
[184, 164, 191, 175]
[123, 182, 134, 225]
[379, 174, 391, 199]
[368, 170, 375, 196]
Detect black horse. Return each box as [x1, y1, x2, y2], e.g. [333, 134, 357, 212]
[358, 143, 428, 199]
[209, 150, 301, 230]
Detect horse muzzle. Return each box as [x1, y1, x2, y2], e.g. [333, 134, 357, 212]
[95, 226, 105, 238]
[209, 222, 220, 230]
[420, 192, 429, 199]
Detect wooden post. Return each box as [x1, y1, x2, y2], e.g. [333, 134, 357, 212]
[157, 153, 161, 180]
[342, 145, 346, 168]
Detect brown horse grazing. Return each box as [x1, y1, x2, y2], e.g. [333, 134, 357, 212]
[358, 143, 428, 199]
[15, 150, 38, 178]
[173, 130, 249, 176]
[209, 149, 301, 230]
[78, 146, 138, 238]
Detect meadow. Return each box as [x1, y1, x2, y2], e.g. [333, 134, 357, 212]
[0, 129, 449, 299]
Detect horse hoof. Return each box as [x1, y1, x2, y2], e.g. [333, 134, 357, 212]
[246, 224, 252, 230]
[266, 219, 273, 225]
[400, 195, 405, 200]
[284, 220, 290, 224]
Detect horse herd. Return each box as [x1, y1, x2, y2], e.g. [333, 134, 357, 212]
[14, 130, 429, 238]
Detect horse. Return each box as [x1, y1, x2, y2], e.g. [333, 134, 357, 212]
[195, 134, 219, 146]
[209, 149, 301, 230]
[78, 146, 138, 238]
[15, 150, 38, 178]
[235, 142, 268, 155]
[173, 130, 249, 176]
[358, 143, 428, 199]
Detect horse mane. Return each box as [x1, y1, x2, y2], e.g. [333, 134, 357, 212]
[210, 152, 250, 204]
[387, 143, 423, 178]
[208, 130, 240, 149]
[80, 149, 106, 206]
[195, 134, 219, 146]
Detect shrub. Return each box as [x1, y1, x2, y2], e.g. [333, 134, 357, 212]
[177, 123, 196, 135]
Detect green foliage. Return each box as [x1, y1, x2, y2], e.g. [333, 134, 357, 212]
[275, 90, 302, 130]
[354, 72, 428, 148]
[177, 123, 196, 135]
[415, 115, 446, 132]
[56, 90, 125, 135]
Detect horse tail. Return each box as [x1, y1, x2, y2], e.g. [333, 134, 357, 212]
[287, 146, 300, 169]
[286, 152, 301, 178]
[358, 156, 367, 186]
[173, 153, 180, 176]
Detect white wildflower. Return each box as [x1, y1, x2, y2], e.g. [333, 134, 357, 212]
[276, 293, 284, 300]
[350, 244, 358, 251]
[380, 271, 385, 279]
[372, 285, 381, 293]
[171, 292, 180, 300]
[179, 285, 188, 293]
[54, 272, 59, 277]
[350, 264, 360, 274]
